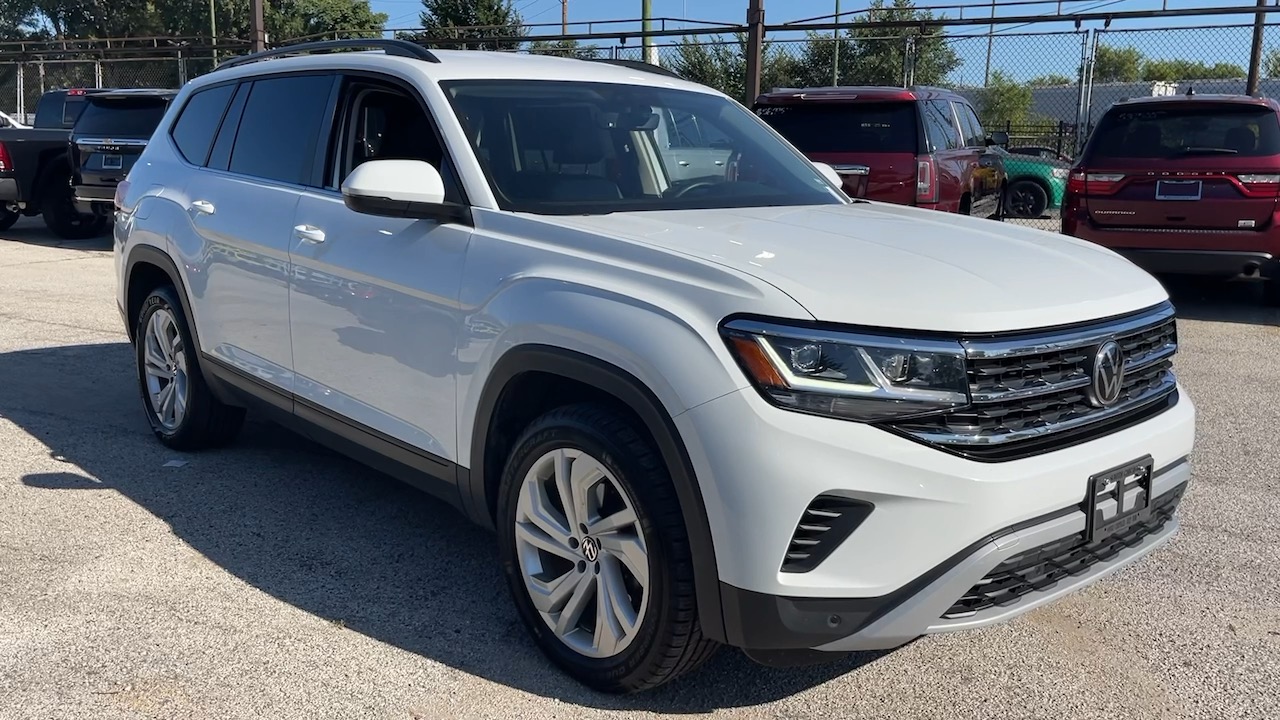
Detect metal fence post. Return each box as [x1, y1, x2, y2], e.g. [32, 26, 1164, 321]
[16, 63, 23, 118]
[902, 34, 916, 87]
[94, 59, 103, 88]
[1073, 29, 1092, 154]
[178, 51, 188, 85]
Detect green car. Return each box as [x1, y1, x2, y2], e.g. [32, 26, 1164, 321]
[991, 146, 1070, 219]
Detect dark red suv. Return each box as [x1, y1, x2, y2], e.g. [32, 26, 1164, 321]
[1062, 93, 1280, 305]
[753, 86, 1007, 218]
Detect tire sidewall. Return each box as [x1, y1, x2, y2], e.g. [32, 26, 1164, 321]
[496, 413, 675, 688]
[1008, 180, 1049, 218]
[134, 286, 200, 444]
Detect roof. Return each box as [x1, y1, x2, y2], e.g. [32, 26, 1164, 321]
[1111, 92, 1279, 110]
[754, 85, 963, 104]
[89, 88, 180, 101]
[193, 43, 718, 97]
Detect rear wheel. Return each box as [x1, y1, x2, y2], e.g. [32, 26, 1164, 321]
[1006, 180, 1049, 219]
[41, 170, 106, 240]
[1263, 272, 1280, 307]
[135, 285, 245, 450]
[497, 403, 718, 693]
[0, 207, 18, 232]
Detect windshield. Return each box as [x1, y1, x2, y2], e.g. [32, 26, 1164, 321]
[75, 97, 170, 138]
[441, 80, 844, 215]
[1090, 103, 1280, 160]
[755, 102, 919, 154]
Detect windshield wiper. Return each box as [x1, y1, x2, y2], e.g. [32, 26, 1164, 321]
[1173, 147, 1239, 156]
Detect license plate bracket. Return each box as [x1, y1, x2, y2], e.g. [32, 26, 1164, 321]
[1155, 179, 1202, 201]
[1084, 455, 1154, 544]
[102, 154, 123, 170]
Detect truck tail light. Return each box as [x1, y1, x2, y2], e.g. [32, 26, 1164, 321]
[1083, 173, 1125, 195]
[0, 141, 11, 172]
[915, 155, 938, 204]
[1066, 170, 1086, 195]
[114, 178, 131, 211]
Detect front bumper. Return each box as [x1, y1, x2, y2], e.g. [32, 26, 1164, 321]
[675, 382, 1195, 653]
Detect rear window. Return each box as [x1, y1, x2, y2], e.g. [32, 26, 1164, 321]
[1090, 103, 1280, 160]
[756, 102, 919, 154]
[75, 97, 170, 138]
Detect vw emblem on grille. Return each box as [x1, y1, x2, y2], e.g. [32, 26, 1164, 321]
[581, 536, 600, 563]
[1088, 340, 1125, 408]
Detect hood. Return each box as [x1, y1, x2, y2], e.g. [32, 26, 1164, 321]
[549, 203, 1169, 333]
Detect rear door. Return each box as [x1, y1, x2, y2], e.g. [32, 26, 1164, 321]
[1081, 102, 1280, 238]
[71, 95, 170, 190]
[654, 108, 735, 183]
[755, 101, 919, 204]
[952, 101, 1003, 216]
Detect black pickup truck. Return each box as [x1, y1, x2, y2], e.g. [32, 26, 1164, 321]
[0, 88, 116, 237]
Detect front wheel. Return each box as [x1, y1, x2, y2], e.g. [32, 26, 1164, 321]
[496, 404, 718, 693]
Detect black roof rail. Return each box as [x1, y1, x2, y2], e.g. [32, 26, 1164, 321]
[589, 58, 684, 81]
[216, 38, 440, 72]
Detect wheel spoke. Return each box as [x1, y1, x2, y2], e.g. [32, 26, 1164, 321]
[144, 339, 167, 374]
[598, 533, 649, 590]
[593, 565, 626, 656]
[172, 378, 188, 425]
[157, 383, 175, 425]
[599, 556, 639, 636]
[522, 476, 574, 550]
[569, 455, 605, 528]
[554, 572, 596, 637]
[151, 312, 174, 364]
[552, 449, 581, 532]
[587, 506, 636, 537]
[514, 518, 578, 562]
[527, 568, 579, 615]
[143, 361, 168, 380]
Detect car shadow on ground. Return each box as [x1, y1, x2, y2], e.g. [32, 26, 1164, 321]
[5, 340, 882, 711]
[0, 217, 111, 250]
[1159, 276, 1280, 327]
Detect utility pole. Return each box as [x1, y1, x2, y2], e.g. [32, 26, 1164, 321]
[250, 0, 266, 52]
[1247, 0, 1266, 95]
[983, 0, 995, 86]
[561, 0, 568, 35]
[209, 0, 218, 63]
[832, 0, 840, 86]
[745, 0, 765, 102]
[642, 0, 658, 65]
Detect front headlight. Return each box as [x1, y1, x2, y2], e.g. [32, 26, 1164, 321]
[721, 319, 970, 422]
[1051, 167, 1069, 179]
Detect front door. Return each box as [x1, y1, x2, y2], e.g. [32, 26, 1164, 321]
[288, 75, 471, 465]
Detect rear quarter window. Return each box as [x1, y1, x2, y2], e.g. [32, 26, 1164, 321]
[1089, 103, 1280, 159]
[756, 102, 919, 154]
[170, 84, 237, 165]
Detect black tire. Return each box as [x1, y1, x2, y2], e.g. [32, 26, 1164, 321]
[1263, 274, 1280, 308]
[1005, 180, 1049, 219]
[0, 207, 19, 232]
[41, 171, 106, 240]
[496, 403, 719, 693]
[134, 285, 246, 450]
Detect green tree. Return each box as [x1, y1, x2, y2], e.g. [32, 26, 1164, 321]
[1266, 48, 1280, 78]
[528, 38, 599, 60]
[1092, 45, 1143, 83]
[978, 70, 1032, 125]
[793, 0, 960, 87]
[404, 0, 524, 50]
[668, 34, 798, 101]
[1028, 73, 1074, 87]
[1141, 59, 1244, 82]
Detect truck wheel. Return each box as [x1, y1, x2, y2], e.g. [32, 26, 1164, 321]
[1263, 273, 1280, 308]
[41, 173, 106, 240]
[497, 403, 719, 693]
[0, 207, 18, 232]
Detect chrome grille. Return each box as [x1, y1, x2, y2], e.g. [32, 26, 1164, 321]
[889, 303, 1178, 460]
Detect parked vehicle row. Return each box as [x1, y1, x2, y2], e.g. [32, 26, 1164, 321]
[0, 87, 176, 237]
[114, 40, 1193, 694]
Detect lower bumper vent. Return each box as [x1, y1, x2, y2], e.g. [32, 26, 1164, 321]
[780, 495, 874, 574]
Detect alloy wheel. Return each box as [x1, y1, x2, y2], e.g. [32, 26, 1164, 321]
[142, 307, 190, 431]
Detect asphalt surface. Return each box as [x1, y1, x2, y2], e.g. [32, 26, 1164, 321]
[1, 217, 1278, 719]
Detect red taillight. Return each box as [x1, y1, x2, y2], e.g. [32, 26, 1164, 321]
[68, 88, 86, 96]
[0, 142, 11, 173]
[915, 156, 937, 204]
[1236, 174, 1280, 198]
[1076, 172, 1125, 196]
[1066, 170, 1086, 194]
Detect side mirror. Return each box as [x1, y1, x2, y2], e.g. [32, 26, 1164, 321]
[987, 131, 1010, 147]
[341, 159, 466, 222]
[812, 161, 843, 188]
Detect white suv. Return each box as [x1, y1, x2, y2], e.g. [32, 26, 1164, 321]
[113, 40, 1195, 693]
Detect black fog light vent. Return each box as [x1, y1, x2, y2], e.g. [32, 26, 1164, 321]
[780, 495, 874, 573]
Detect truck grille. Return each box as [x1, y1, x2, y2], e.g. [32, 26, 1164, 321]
[889, 302, 1178, 461]
[941, 482, 1186, 620]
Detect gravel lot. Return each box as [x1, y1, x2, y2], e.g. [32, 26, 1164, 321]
[1, 217, 1277, 720]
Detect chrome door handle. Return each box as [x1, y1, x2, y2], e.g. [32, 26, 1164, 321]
[714, 160, 725, 166]
[677, 160, 690, 167]
[294, 224, 326, 244]
[190, 200, 215, 215]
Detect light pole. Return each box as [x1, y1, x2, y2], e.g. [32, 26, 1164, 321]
[832, 0, 840, 85]
[984, 0, 996, 86]
[209, 0, 217, 62]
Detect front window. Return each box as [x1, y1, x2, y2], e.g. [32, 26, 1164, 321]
[1090, 103, 1280, 160]
[442, 80, 844, 215]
